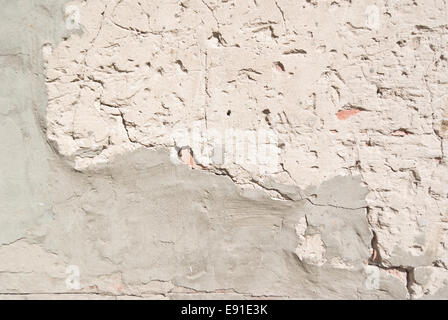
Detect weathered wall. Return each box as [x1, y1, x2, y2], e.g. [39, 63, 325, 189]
[1, 0, 448, 299]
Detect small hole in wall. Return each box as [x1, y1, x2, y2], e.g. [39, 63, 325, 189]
[273, 61, 285, 72]
[175, 60, 188, 73]
[227, 110, 231, 116]
[396, 40, 406, 47]
[177, 145, 194, 158]
[262, 108, 271, 115]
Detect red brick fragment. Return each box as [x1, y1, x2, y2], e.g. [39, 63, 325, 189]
[337, 109, 360, 120]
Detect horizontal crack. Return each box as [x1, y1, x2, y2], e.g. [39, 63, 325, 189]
[305, 198, 367, 211]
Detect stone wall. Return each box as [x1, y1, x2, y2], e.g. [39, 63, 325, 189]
[1, 0, 447, 299]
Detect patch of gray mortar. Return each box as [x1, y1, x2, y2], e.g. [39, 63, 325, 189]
[0, 0, 70, 245]
[27, 148, 408, 299]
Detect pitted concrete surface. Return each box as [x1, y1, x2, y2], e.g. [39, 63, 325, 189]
[1, 0, 447, 299]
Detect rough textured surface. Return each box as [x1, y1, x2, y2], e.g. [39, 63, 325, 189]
[1, 0, 447, 299]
